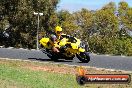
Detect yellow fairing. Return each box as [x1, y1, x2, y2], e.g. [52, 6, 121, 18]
[71, 43, 78, 49]
[70, 38, 80, 49]
[59, 38, 67, 46]
[39, 38, 49, 48]
[54, 43, 60, 48]
[79, 48, 85, 52]
[76, 39, 81, 45]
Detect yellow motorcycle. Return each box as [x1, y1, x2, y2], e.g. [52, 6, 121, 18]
[39, 34, 90, 63]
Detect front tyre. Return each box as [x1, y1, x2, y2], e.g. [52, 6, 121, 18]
[76, 52, 90, 63]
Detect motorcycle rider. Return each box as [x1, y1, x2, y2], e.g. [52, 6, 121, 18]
[49, 26, 63, 53]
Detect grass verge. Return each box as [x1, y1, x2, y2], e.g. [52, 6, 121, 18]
[0, 58, 131, 88]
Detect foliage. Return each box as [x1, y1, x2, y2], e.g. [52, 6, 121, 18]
[0, 0, 59, 48]
[57, 10, 79, 35]
[73, 8, 94, 40]
[118, 1, 132, 31]
[0, 1, 132, 56]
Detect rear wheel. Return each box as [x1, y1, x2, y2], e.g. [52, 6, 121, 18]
[46, 53, 59, 61]
[76, 52, 90, 63]
[49, 54, 59, 61]
[46, 49, 59, 61]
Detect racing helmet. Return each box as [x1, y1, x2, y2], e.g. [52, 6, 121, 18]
[55, 26, 62, 35]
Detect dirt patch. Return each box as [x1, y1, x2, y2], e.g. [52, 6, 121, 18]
[0, 58, 131, 75]
[0, 58, 132, 88]
[22, 63, 130, 75]
[23, 64, 77, 74]
[0, 59, 9, 64]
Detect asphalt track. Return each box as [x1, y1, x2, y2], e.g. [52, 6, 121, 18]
[0, 48, 132, 71]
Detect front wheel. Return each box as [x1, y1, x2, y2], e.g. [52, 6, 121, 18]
[76, 52, 90, 63]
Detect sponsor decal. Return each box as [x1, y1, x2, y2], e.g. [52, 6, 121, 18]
[76, 67, 131, 85]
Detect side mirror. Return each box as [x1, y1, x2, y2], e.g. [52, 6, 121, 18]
[66, 35, 70, 38]
[85, 44, 89, 52]
[74, 33, 77, 37]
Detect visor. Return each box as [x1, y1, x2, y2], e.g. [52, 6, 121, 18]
[57, 31, 62, 34]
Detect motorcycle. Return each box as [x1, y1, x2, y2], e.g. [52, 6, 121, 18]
[39, 34, 90, 63]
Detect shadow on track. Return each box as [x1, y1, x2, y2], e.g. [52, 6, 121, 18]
[28, 58, 72, 62]
[77, 62, 89, 63]
[28, 58, 52, 61]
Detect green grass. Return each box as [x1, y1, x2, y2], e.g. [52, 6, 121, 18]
[0, 78, 26, 88]
[0, 63, 83, 88]
[0, 59, 131, 88]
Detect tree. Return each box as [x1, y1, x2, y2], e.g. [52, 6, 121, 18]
[73, 8, 94, 39]
[118, 1, 132, 31]
[88, 2, 119, 54]
[0, 0, 60, 48]
[57, 10, 79, 35]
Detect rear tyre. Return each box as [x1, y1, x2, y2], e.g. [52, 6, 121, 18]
[50, 55, 59, 61]
[47, 54, 59, 61]
[76, 52, 90, 63]
[45, 49, 58, 61]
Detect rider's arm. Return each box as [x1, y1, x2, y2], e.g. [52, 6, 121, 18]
[50, 35, 57, 43]
[49, 35, 60, 52]
[49, 35, 59, 47]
